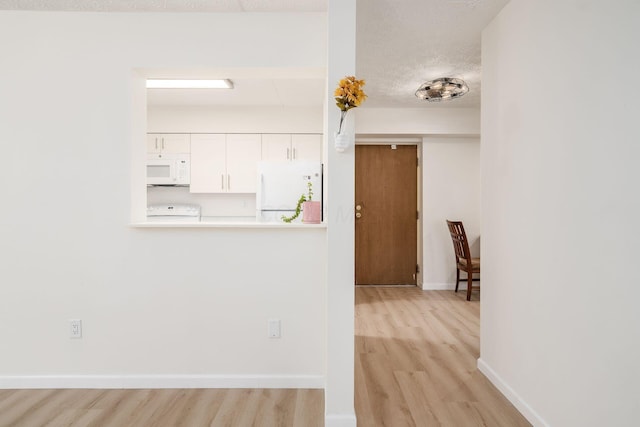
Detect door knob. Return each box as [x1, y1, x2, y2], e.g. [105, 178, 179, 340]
[356, 205, 362, 211]
[355, 212, 362, 218]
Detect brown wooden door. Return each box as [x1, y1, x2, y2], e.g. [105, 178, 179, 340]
[355, 145, 418, 285]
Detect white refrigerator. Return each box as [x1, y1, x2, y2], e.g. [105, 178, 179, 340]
[256, 161, 323, 222]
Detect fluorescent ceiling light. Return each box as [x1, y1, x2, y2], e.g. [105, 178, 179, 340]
[146, 79, 233, 89]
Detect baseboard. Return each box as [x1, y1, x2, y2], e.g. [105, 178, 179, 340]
[422, 282, 456, 290]
[477, 358, 550, 427]
[325, 413, 357, 427]
[0, 374, 325, 390]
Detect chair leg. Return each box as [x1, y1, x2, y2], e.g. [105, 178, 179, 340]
[455, 268, 460, 292]
[466, 272, 473, 301]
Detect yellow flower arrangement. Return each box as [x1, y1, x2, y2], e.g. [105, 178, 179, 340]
[334, 76, 367, 134]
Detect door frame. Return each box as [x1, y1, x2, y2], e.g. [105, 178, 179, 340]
[354, 137, 423, 287]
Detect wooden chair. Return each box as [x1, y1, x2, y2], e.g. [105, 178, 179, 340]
[446, 220, 480, 301]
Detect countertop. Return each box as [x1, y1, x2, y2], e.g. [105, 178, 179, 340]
[131, 216, 326, 229]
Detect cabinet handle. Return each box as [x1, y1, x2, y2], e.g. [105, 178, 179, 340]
[221, 174, 224, 190]
[155, 138, 158, 150]
[161, 138, 165, 150]
[286, 147, 290, 160]
[293, 147, 296, 159]
[227, 174, 231, 190]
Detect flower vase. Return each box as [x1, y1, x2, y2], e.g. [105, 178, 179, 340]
[334, 132, 353, 152]
[302, 201, 321, 224]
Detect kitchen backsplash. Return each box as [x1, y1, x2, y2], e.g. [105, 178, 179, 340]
[147, 186, 256, 217]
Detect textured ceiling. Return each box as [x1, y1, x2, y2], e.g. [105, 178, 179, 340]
[0, 0, 509, 108]
[0, 0, 327, 12]
[357, 0, 508, 108]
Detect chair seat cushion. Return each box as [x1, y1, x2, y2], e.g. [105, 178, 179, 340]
[458, 257, 480, 270]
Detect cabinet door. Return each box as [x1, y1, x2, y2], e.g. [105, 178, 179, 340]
[226, 134, 262, 193]
[190, 134, 226, 193]
[291, 134, 322, 162]
[159, 134, 190, 154]
[261, 134, 292, 161]
[147, 134, 190, 155]
[147, 134, 162, 154]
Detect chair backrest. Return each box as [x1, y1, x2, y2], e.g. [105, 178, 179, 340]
[446, 220, 472, 262]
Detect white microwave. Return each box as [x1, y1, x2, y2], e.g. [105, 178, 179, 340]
[147, 154, 190, 186]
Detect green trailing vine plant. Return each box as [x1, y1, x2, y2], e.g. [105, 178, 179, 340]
[281, 181, 314, 223]
[280, 194, 306, 223]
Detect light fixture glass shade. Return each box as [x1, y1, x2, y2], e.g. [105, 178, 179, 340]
[415, 77, 468, 102]
[146, 79, 233, 89]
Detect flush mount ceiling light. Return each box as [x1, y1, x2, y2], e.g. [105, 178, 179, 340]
[146, 79, 234, 89]
[415, 77, 468, 102]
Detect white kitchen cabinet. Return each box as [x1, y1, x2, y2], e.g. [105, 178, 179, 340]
[190, 134, 262, 193]
[261, 134, 322, 162]
[147, 134, 190, 157]
[190, 134, 226, 193]
[261, 134, 291, 161]
[226, 134, 262, 193]
[291, 134, 322, 161]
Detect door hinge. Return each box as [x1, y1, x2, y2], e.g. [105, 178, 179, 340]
[416, 264, 421, 274]
[416, 210, 419, 220]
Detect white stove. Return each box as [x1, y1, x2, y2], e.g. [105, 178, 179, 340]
[146, 204, 201, 222]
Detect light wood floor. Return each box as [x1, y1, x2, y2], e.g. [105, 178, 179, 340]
[0, 287, 529, 427]
[355, 286, 530, 426]
[0, 388, 323, 426]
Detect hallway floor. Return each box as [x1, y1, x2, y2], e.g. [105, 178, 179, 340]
[355, 286, 530, 426]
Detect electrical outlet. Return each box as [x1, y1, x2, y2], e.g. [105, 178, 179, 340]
[268, 319, 281, 339]
[69, 319, 82, 339]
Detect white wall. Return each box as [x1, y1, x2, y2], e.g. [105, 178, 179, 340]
[325, 0, 357, 425]
[148, 106, 323, 134]
[356, 107, 480, 136]
[480, 1, 640, 426]
[422, 137, 480, 289]
[0, 11, 327, 388]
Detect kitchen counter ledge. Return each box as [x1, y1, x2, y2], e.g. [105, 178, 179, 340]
[131, 216, 327, 229]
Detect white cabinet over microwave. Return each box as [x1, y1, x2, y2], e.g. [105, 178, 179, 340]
[190, 134, 261, 193]
[147, 134, 190, 157]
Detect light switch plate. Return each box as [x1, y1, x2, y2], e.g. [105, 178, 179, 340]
[268, 319, 281, 338]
